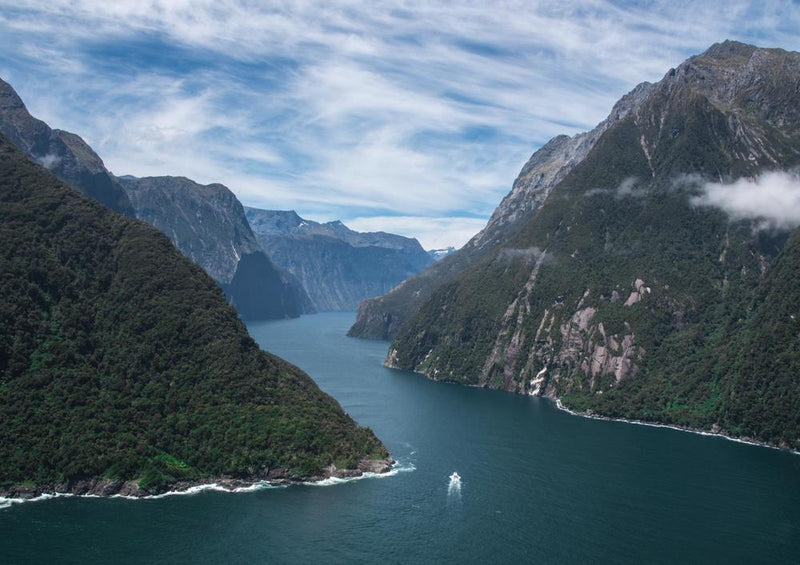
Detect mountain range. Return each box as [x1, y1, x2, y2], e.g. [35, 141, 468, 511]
[0, 79, 311, 321]
[246, 208, 433, 311]
[118, 175, 314, 319]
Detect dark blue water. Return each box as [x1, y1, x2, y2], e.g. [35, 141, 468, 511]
[3, 312, 800, 564]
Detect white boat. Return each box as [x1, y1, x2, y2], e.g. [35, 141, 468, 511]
[449, 472, 461, 483]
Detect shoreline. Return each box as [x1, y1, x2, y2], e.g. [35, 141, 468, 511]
[386, 360, 799, 457]
[0, 457, 397, 508]
[550, 397, 800, 456]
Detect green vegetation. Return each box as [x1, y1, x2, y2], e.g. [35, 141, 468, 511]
[0, 136, 387, 492]
[389, 47, 800, 450]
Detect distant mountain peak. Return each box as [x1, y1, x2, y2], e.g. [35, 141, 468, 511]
[245, 206, 433, 311]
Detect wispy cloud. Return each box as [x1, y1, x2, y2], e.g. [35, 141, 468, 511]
[693, 171, 800, 229]
[1, 1, 799, 247]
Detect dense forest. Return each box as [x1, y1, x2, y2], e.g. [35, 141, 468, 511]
[0, 136, 387, 493]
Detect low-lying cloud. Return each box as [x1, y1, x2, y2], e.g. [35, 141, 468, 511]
[35, 153, 61, 169]
[692, 171, 800, 229]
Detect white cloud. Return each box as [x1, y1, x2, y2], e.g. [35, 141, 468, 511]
[693, 171, 800, 229]
[1, 1, 799, 247]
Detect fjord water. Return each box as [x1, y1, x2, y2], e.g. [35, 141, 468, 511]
[3, 313, 800, 564]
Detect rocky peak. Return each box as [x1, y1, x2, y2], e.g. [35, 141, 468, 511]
[244, 209, 305, 236]
[469, 80, 654, 251]
[0, 77, 134, 216]
[649, 41, 800, 130]
[702, 40, 758, 62]
[0, 79, 26, 113]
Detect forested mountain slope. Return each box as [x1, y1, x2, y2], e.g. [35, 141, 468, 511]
[0, 136, 388, 497]
[386, 41, 800, 449]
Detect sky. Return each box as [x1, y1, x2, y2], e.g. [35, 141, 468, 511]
[0, 1, 799, 249]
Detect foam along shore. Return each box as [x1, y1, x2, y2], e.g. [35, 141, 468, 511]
[551, 397, 800, 456]
[0, 457, 396, 507]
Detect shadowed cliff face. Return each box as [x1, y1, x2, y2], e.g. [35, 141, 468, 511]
[222, 251, 313, 320]
[0, 78, 134, 216]
[383, 41, 800, 449]
[246, 208, 433, 311]
[120, 176, 314, 320]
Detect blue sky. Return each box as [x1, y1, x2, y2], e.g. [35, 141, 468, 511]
[1, 1, 799, 249]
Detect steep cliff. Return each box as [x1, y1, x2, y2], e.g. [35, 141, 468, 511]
[246, 208, 433, 311]
[348, 82, 654, 339]
[387, 41, 800, 449]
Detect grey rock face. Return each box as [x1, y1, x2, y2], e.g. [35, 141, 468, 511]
[120, 176, 314, 319]
[0, 78, 134, 216]
[246, 208, 433, 311]
[120, 176, 261, 284]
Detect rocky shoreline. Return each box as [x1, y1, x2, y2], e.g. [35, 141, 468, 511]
[0, 457, 395, 502]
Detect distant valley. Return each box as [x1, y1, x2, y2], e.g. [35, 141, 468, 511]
[246, 208, 433, 311]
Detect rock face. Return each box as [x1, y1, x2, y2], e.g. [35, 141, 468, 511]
[118, 176, 313, 320]
[245, 208, 433, 311]
[224, 251, 313, 320]
[120, 176, 262, 283]
[385, 41, 800, 450]
[348, 83, 654, 340]
[0, 78, 134, 216]
[0, 134, 388, 496]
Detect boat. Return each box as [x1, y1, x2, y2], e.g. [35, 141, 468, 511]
[449, 472, 461, 483]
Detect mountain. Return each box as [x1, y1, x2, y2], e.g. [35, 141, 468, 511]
[0, 78, 134, 216]
[0, 78, 309, 322]
[119, 176, 263, 283]
[0, 134, 389, 498]
[245, 208, 433, 311]
[347, 83, 653, 340]
[119, 176, 313, 319]
[383, 41, 800, 449]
